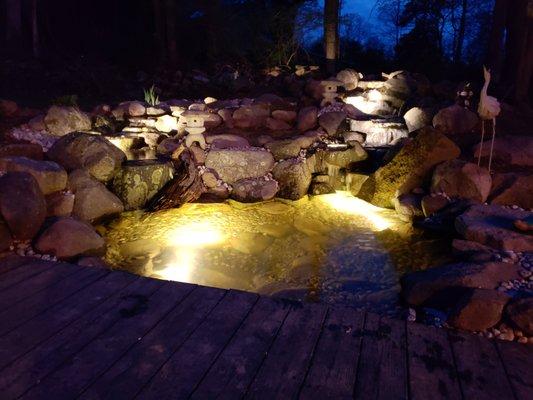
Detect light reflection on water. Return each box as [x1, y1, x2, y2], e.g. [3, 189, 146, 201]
[102, 192, 450, 316]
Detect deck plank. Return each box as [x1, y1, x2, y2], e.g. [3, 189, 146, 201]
[0, 276, 162, 400]
[244, 302, 328, 399]
[353, 312, 408, 400]
[407, 322, 462, 400]
[135, 289, 259, 400]
[299, 306, 365, 399]
[19, 280, 195, 399]
[0, 267, 106, 337]
[79, 284, 226, 400]
[0, 261, 82, 309]
[191, 296, 291, 399]
[449, 331, 514, 400]
[0, 255, 31, 275]
[0, 270, 130, 370]
[496, 339, 533, 400]
[0, 259, 55, 291]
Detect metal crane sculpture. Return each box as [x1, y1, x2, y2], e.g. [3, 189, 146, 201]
[477, 66, 501, 172]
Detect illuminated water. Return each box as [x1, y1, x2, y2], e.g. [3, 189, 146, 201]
[102, 192, 451, 316]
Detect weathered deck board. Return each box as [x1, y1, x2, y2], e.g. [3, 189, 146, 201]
[449, 331, 515, 400]
[354, 312, 408, 400]
[0, 256, 530, 400]
[299, 306, 365, 399]
[245, 303, 328, 399]
[80, 285, 226, 400]
[135, 289, 259, 399]
[407, 322, 462, 400]
[496, 339, 533, 400]
[0, 267, 107, 337]
[191, 296, 291, 399]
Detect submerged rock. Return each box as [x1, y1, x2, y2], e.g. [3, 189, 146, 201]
[0, 156, 67, 195]
[205, 148, 275, 184]
[455, 205, 533, 252]
[0, 172, 46, 240]
[47, 132, 126, 182]
[35, 217, 105, 259]
[112, 160, 174, 210]
[359, 128, 460, 208]
[231, 177, 278, 202]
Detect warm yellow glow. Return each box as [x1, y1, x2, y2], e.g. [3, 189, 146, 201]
[345, 90, 383, 115]
[318, 191, 394, 231]
[367, 89, 383, 102]
[167, 221, 225, 247]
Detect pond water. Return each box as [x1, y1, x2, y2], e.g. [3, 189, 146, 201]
[102, 192, 451, 316]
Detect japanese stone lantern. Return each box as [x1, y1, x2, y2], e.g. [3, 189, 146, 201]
[320, 78, 343, 107]
[182, 110, 210, 149]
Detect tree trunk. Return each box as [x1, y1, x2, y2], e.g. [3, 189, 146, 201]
[487, 0, 508, 80]
[324, 0, 340, 75]
[5, 0, 22, 47]
[454, 0, 467, 64]
[31, 0, 39, 58]
[152, 0, 165, 63]
[164, 0, 178, 66]
[513, 1, 533, 104]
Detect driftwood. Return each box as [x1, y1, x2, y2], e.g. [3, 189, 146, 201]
[147, 150, 205, 211]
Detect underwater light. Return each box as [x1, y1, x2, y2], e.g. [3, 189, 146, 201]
[319, 191, 394, 231]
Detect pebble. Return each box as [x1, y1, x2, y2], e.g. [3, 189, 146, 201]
[498, 332, 514, 341]
[518, 337, 528, 344]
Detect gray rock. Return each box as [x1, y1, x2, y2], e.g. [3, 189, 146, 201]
[433, 104, 478, 135]
[46, 191, 75, 217]
[0, 143, 43, 160]
[393, 193, 424, 222]
[421, 194, 450, 217]
[455, 204, 533, 252]
[231, 178, 278, 202]
[205, 148, 275, 184]
[490, 173, 533, 210]
[401, 261, 519, 306]
[359, 128, 460, 208]
[206, 134, 250, 149]
[44, 106, 92, 136]
[112, 160, 174, 210]
[0, 221, 12, 252]
[272, 158, 313, 200]
[318, 111, 346, 136]
[336, 68, 362, 90]
[35, 217, 105, 259]
[0, 156, 67, 195]
[322, 143, 368, 168]
[232, 104, 270, 129]
[47, 132, 126, 182]
[265, 139, 303, 161]
[68, 169, 124, 222]
[448, 289, 509, 332]
[0, 172, 46, 240]
[348, 118, 408, 146]
[297, 106, 318, 132]
[431, 160, 492, 203]
[403, 107, 435, 133]
[473, 135, 533, 168]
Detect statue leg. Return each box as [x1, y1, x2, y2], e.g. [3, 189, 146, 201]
[488, 118, 496, 173]
[477, 120, 485, 166]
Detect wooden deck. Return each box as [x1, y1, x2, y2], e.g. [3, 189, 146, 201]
[0, 255, 531, 400]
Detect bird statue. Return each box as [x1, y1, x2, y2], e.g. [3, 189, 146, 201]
[477, 66, 501, 172]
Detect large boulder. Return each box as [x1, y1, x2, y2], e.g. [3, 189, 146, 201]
[265, 139, 303, 161]
[403, 107, 435, 133]
[34, 217, 105, 259]
[272, 158, 313, 200]
[231, 177, 278, 202]
[431, 160, 492, 202]
[490, 173, 533, 210]
[448, 289, 510, 331]
[205, 148, 275, 184]
[432, 104, 478, 135]
[46, 191, 75, 217]
[318, 111, 346, 137]
[0, 172, 46, 240]
[473, 135, 533, 168]
[321, 143, 368, 168]
[112, 160, 174, 210]
[359, 128, 460, 207]
[44, 106, 92, 136]
[336, 69, 362, 91]
[348, 118, 408, 146]
[401, 261, 519, 306]
[232, 104, 270, 129]
[455, 205, 533, 252]
[297, 106, 318, 132]
[505, 297, 533, 335]
[0, 156, 67, 195]
[68, 169, 124, 222]
[47, 132, 126, 182]
[0, 221, 13, 252]
[0, 143, 43, 160]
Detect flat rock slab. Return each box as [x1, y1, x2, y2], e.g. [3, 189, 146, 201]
[456, 204, 533, 252]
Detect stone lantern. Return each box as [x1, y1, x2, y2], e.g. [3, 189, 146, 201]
[182, 110, 210, 149]
[320, 78, 343, 107]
